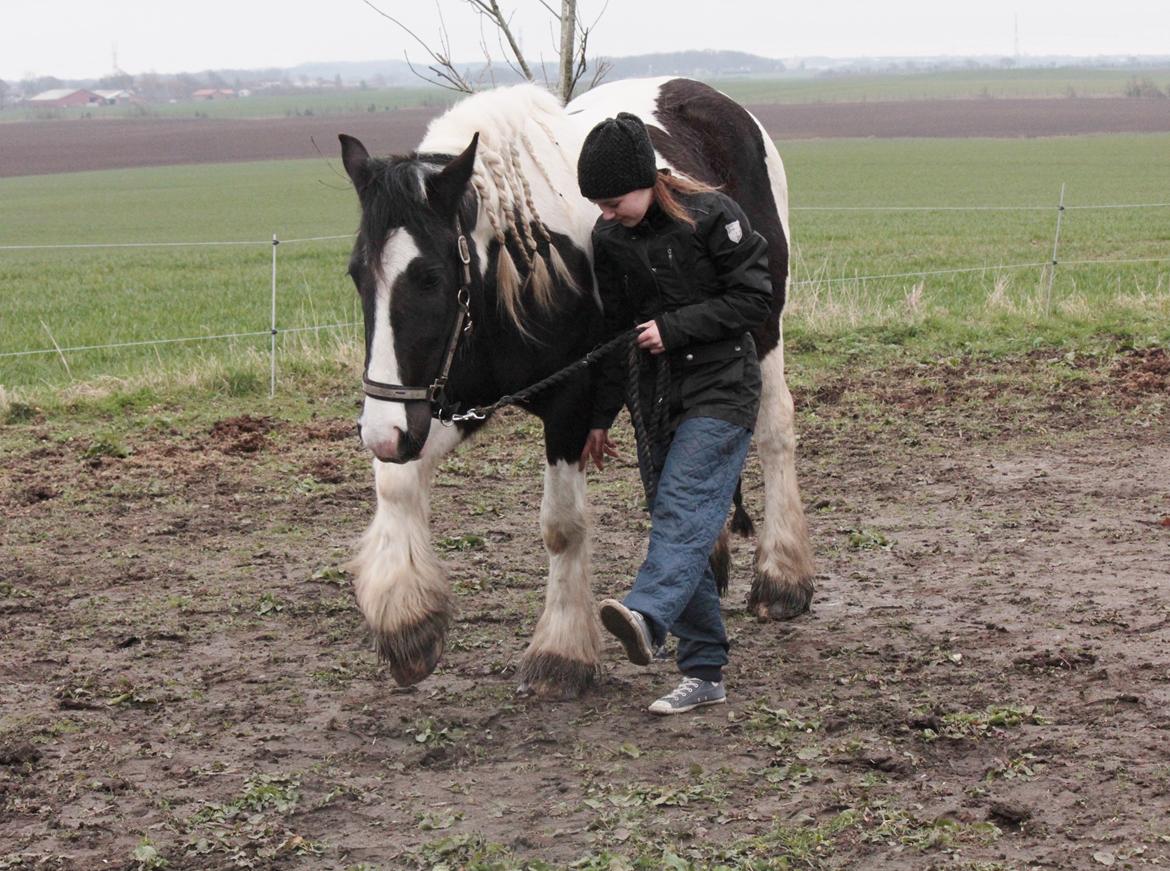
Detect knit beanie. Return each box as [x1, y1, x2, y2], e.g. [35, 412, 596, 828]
[577, 112, 658, 200]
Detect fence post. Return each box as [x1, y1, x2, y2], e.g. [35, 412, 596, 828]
[270, 234, 279, 398]
[1044, 183, 1066, 315]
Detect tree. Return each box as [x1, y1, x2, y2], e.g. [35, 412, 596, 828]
[0, 79, 9, 110]
[362, 0, 610, 103]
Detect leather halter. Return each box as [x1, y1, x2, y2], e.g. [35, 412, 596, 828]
[360, 218, 474, 410]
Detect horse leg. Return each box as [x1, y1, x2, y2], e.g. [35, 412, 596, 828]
[347, 424, 463, 686]
[517, 388, 601, 698]
[748, 324, 817, 620]
[517, 458, 601, 698]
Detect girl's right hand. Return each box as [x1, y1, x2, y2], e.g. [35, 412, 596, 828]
[579, 429, 621, 471]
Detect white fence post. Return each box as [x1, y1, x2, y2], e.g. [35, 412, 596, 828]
[1044, 183, 1066, 315]
[270, 233, 279, 399]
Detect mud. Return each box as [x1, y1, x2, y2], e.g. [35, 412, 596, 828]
[4, 97, 1170, 178]
[1, 350, 1169, 869]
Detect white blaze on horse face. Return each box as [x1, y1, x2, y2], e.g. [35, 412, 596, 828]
[360, 228, 421, 448]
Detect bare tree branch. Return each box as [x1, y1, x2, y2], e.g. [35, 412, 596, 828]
[362, 0, 475, 93]
[565, 1, 612, 100]
[466, 0, 535, 83]
[362, 0, 609, 101]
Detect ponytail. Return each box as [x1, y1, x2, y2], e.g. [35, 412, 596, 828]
[653, 170, 719, 229]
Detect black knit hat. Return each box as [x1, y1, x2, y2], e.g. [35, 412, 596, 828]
[577, 112, 658, 200]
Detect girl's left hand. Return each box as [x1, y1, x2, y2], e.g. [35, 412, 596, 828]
[636, 320, 664, 354]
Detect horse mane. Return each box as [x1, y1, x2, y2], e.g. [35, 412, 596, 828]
[419, 85, 581, 333]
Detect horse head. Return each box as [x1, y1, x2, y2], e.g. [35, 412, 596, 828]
[340, 132, 480, 463]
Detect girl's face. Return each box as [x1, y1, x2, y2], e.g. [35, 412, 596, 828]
[591, 188, 654, 228]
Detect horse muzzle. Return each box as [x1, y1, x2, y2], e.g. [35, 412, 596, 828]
[359, 400, 433, 463]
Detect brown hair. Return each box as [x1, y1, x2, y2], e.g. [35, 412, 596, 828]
[653, 171, 719, 228]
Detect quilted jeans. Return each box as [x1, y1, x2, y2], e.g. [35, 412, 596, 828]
[623, 416, 752, 679]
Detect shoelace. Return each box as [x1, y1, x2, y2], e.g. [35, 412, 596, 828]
[664, 678, 704, 701]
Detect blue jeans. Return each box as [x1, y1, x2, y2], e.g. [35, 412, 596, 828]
[623, 417, 752, 679]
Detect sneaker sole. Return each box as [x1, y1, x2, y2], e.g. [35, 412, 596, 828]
[599, 601, 652, 666]
[648, 696, 727, 716]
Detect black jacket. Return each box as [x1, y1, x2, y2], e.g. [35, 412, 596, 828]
[590, 189, 773, 433]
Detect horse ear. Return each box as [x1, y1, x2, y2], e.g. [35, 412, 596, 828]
[426, 132, 479, 219]
[339, 134, 371, 190]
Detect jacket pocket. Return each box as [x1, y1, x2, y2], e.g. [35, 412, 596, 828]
[673, 339, 747, 411]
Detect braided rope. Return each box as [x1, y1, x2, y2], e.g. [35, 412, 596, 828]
[445, 328, 637, 423]
[626, 343, 673, 507]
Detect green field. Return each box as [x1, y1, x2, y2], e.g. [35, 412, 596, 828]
[6, 67, 1169, 124]
[712, 66, 1170, 104]
[1, 86, 457, 123]
[2, 133, 1168, 406]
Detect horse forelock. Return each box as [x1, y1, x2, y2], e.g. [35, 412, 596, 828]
[355, 158, 438, 278]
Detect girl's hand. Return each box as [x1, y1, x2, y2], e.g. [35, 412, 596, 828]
[636, 320, 665, 355]
[579, 429, 621, 471]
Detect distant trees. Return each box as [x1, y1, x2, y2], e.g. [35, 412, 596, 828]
[20, 75, 63, 96]
[0, 79, 10, 109]
[1124, 76, 1167, 98]
[98, 72, 135, 90]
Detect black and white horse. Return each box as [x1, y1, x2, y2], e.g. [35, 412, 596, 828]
[339, 77, 814, 698]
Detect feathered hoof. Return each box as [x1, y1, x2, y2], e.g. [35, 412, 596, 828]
[516, 652, 597, 700]
[747, 571, 815, 622]
[373, 612, 450, 687]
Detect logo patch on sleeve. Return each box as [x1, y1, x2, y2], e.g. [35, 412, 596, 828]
[725, 220, 743, 243]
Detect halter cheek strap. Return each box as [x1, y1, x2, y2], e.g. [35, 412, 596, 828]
[361, 219, 474, 407]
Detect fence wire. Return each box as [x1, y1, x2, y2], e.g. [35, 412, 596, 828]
[2, 196, 1168, 392]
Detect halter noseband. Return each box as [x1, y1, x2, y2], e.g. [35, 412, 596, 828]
[361, 219, 474, 411]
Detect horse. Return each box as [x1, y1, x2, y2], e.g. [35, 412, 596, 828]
[338, 76, 815, 698]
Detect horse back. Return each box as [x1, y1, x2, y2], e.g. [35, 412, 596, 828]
[567, 77, 789, 356]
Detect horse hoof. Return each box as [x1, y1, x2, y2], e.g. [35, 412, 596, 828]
[373, 614, 449, 686]
[517, 652, 596, 700]
[747, 572, 814, 622]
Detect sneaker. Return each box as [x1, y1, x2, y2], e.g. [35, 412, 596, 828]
[647, 677, 726, 715]
[599, 599, 654, 666]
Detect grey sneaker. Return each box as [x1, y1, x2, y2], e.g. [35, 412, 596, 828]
[648, 677, 726, 715]
[599, 599, 654, 666]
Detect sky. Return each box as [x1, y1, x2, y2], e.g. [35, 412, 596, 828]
[3, 0, 1168, 82]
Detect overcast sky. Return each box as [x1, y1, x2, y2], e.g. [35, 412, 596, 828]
[3, 0, 1167, 81]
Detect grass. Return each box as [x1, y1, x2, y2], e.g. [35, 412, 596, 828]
[711, 66, 1170, 104]
[1, 133, 1168, 405]
[1, 86, 456, 123]
[6, 67, 1169, 125]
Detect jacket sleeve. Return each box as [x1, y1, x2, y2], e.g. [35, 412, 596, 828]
[655, 195, 773, 350]
[590, 233, 631, 431]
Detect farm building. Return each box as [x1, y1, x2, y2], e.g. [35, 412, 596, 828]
[192, 88, 237, 100]
[26, 88, 102, 108]
[93, 89, 135, 105]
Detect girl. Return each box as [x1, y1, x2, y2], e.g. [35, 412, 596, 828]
[577, 112, 773, 715]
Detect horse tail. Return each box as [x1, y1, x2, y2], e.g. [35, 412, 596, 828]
[730, 477, 755, 537]
[710, 528, 731, 597]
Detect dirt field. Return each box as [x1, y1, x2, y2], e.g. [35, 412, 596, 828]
[3, 97, 1170, 178]
[2, 349, 1168, 869]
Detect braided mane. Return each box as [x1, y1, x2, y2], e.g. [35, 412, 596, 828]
[419, 85, 583, 332]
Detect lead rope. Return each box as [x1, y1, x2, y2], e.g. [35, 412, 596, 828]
[626, 340, 672, 508]
[443, 327, 638, 423]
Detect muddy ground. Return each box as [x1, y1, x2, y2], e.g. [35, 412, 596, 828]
[4, 97, 1170, 177]
[1, 349, 1168, 869]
